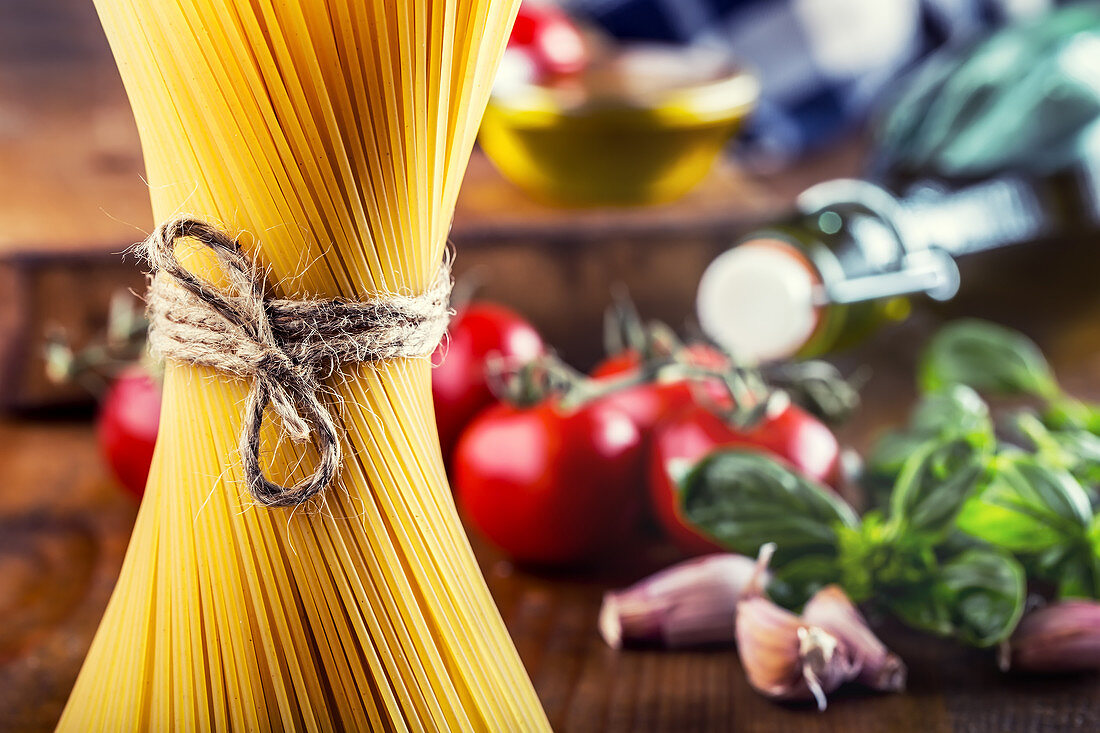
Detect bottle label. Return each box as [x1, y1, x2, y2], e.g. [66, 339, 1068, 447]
[899, 178, 1050, 257]
[1079, 156, 1100, 226]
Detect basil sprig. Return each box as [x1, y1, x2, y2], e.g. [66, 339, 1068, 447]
[680, 441, 1024, 647]
[917, 318, 1100, 487]
[918, 319, 1060, 399]
[884, 319, 1100, 601]
[679, 319, 1100, 650]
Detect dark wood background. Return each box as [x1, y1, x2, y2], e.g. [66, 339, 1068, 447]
[4, 1, 1100, 730]
[0, 0, 848, 410]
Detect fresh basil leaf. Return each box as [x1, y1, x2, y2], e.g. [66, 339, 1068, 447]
[956, 489, 1062, 552]
[1044, 428, 1100, 487]
[1012, 411, 1100, 484]
[1089, 513, 1100, 549]
[680, 449, 859, 565]
[918, 319, 1059, 399]
[1062, 516, 1100, 598]
[936, 548, 1026, 647]
[876, 546, 1024, 647]
[1051, 556, 1100, 600]
[909, 383, 993, 440]
[884, 549, 1026, 647]
[866, 430, 934, 481]
[889, 438, 989, 537]
[956, 454, 1092, 552]
[936, 529, 989, 556]
[883, 581, 955, 640]
[866, 385, 992, 481]
[1032, 542, 1075, 574]
[838, 512, 938, 600]
[1015, 411, 1100, 488]
[1000, 456, 1092, 526]
[835, 521, 876, 603]
[864, 386, 993, 511]
[1046, 397, 1100, 435]
[768, 555, 840, 609]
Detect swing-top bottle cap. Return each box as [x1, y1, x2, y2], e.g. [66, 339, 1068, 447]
[696, 239, 820, 363]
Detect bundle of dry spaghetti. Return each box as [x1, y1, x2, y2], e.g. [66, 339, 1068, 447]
[60, 1, 549, 730]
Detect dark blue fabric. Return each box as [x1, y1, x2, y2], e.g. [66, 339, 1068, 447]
[564, 0, 1068, 161]
[589, 0, 681, 41]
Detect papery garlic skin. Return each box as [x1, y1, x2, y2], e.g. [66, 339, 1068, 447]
[1000, 600, 1100, 673]
[600, 547, 773, 649]
[736, 597, 858, 711]
[802, 584, 907, 692]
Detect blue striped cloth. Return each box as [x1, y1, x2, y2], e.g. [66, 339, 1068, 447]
[563, 0, 1067, 163]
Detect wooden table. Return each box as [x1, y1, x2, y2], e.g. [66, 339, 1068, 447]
[5, 241, 1100, 731]
[6, 1, 1100, 731]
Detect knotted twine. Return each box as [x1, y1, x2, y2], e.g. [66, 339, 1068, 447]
[141, 216, 452, 508]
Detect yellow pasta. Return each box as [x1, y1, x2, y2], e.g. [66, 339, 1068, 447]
[59, 1, 548, 730]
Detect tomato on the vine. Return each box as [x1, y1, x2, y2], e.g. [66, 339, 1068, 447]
[432, 302, 545, 461]
[591, 343, 729, 381]
[453, 398, 643, 567]
[589, 343, 730, 439]
[649, 396, 840, 555]
[507, 2, 589, 79]
[97, 364, 161, 499]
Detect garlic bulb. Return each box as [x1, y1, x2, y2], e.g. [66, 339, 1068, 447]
[599, 545, 773, 649]
[999, 600, 1100, 673]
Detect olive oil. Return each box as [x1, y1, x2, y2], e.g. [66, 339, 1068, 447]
[698, 5, 1100, 362]
[480, 45, 758, 206]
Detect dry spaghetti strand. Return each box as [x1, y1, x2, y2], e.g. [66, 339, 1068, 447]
[60, 1, 546, 730]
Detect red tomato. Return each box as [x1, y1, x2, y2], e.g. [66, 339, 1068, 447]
[453, 398, 644, 567]
[590, 344, 729, 380]
[592, 349, 691, 437]
[589, 352, 639, 381]
[678, 343, 731, 373]
[649, 399, 840, 555]
[432, 302, 544, 461]
[508, 2, 588, 78]
[589, 344, 730, 439]
[97, 364, 162, 498]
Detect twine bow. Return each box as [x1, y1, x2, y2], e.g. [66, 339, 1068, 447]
[142, 216, 452, 507]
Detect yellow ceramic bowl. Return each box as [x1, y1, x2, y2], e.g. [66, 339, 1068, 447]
[478, 63, 758, 206]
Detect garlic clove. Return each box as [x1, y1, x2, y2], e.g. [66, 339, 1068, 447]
[802, 584, 907, 692]
[798, 626, 857, 711]
[736, 596, 859, 711]
[999, 599, 1100, 674]
[598, 591, 666, 650]
[599, 545, 774, 649]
